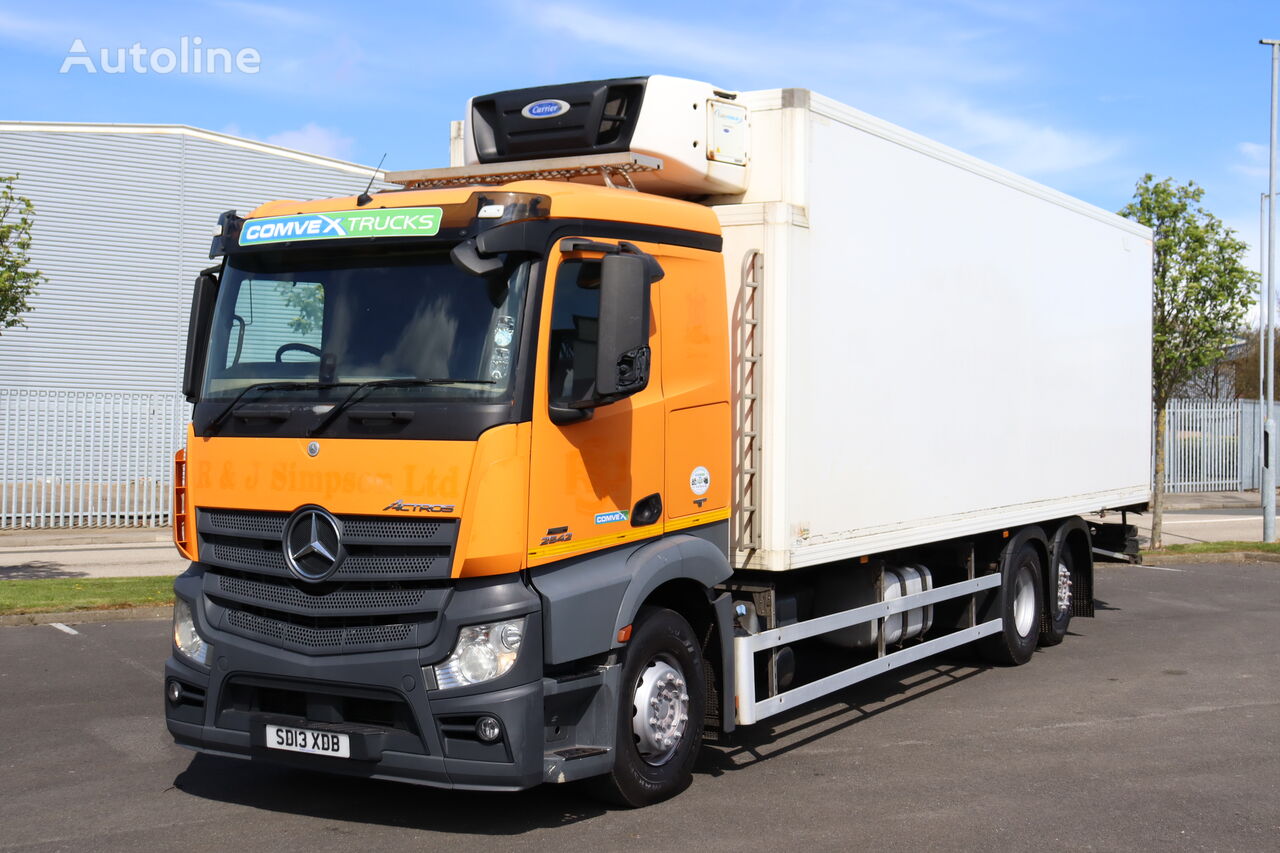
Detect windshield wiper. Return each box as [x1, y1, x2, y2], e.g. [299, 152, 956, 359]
[205, 381, 353, 435]
[308, 378, 496, 436]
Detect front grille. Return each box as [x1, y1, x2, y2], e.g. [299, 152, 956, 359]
[196, 507, 457, 655]
[209, 542, 288, 573]
[214, 573, 435, 615]
[205, 509, 286, 538]
[225, 609, 415, 649]
[340, 518, 448, 540]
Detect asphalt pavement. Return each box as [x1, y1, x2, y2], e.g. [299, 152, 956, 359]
[0, 559, 1276, 852]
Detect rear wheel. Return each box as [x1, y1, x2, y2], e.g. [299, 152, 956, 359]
[595, 606, 705, 808]
[979, 541, 1043, 665]
[1039, 545, 1074, 647]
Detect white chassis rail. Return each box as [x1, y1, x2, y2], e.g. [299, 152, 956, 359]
[733, 574, 1003, 725]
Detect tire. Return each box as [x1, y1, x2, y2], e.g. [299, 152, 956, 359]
[978, 540, 1043, 666]
[595, 606, 706, 808]
[1039, 544, 1074, 647]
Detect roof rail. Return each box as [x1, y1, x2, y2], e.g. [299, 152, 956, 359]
[386, 152, 662, 191]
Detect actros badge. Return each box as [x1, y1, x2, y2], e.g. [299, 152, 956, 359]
[384, 499, 456, 513]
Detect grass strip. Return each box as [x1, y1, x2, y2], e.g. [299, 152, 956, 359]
[1142, 541, 1280, 557]
[0, 576, 174, 615]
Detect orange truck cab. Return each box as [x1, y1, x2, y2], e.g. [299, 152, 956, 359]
[166, 170, 736, 803]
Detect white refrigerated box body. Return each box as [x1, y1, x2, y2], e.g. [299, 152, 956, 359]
[713, 89, 1152, 571]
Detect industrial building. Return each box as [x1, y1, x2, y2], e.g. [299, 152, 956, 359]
[0, 123, 383, 527]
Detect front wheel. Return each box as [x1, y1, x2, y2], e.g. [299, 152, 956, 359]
[596, 606, 706, 808]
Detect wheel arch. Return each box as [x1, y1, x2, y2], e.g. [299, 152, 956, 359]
[1002, 524, 1049, 575]
[613, 535, 731, 639]
[1047, 516, 1095, 618]
[530, 533, 732, 667]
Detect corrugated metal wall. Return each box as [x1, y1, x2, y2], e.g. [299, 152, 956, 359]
[0, 125, 386, 527]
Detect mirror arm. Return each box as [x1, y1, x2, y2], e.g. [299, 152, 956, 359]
[549, 403, 594, 425]
[450, 238, 504, 276]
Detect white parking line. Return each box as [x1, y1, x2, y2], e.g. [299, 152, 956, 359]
[48, 622, 79, 635]
[1163, 517, 1258, 525]
[1139, 565, 1185, 573]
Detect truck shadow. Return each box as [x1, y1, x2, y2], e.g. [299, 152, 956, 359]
[697, 657, 988, 776]
[172, 754, 610, 831]
[172, 654, 1018, 826]
[0, 560, 89, 579]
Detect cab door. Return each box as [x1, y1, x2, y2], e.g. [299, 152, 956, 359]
[526, 239, 665, 566]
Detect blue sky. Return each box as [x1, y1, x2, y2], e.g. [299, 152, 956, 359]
[1, 0, 1277, 268]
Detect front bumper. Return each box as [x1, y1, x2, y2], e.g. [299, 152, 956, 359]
[164, 566, 546, 791]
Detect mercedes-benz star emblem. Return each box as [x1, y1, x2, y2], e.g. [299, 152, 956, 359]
[282, 507, 344, 582]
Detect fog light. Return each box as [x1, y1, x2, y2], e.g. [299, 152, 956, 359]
[166, 680, 182, 704]
[475, 715, 502, 743]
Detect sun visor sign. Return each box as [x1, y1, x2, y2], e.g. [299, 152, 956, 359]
[238, 207, 444, 246]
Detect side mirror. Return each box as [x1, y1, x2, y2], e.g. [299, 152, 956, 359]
[183, 269, 219, 402]
[595, 253, 651, 399]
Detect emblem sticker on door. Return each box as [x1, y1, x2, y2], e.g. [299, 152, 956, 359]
[689, 466, 711, 496]
[594, 510, 629, 525]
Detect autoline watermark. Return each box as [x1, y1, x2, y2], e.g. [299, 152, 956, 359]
[60, 38, 260, 74]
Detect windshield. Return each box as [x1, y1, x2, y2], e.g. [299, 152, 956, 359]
[201, 252, 529, 403]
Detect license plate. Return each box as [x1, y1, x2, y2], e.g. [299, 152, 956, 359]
[265, 724, 351, 758]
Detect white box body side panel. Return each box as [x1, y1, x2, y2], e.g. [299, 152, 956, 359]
[716, 92, 1152, 570]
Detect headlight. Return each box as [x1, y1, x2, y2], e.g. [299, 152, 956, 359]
[434, 617, 524, 689]
[173, 597, 210, 667]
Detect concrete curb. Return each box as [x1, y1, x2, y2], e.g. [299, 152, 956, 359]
[0, 605, 172, 627]
[1139, 551, 1280, 565]
[0, 532, 171, 549]
[1167, 494, 1264, 507]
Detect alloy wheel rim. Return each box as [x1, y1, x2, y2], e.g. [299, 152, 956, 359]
[1013, 568, 1037, 636]
[631, 656, 689, 766]
[1056, 559, 1073, 615]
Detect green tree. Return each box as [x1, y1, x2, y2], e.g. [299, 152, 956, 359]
[0, 174, 44, 333]
[275, 280, 325, 335]
[1119, 175, 1257, 548]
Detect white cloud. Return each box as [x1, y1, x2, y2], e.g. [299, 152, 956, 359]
[523, 1, 1021, 87]
[512, 1, 1119, 180]
[532, 3, 756, 73]
[1234, 142, 1270, 179]
[920, 97, 1123, 176]
[212, 1, 327, 30]
[0, 9, 75, 47]
[264, 123, 355, 160]
[944, 0, 1065, 26]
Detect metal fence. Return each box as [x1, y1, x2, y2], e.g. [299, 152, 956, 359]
[0, 389, 1264, 529]
[1163, 398, 1262, 493]
[0, 387, 189, 529]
